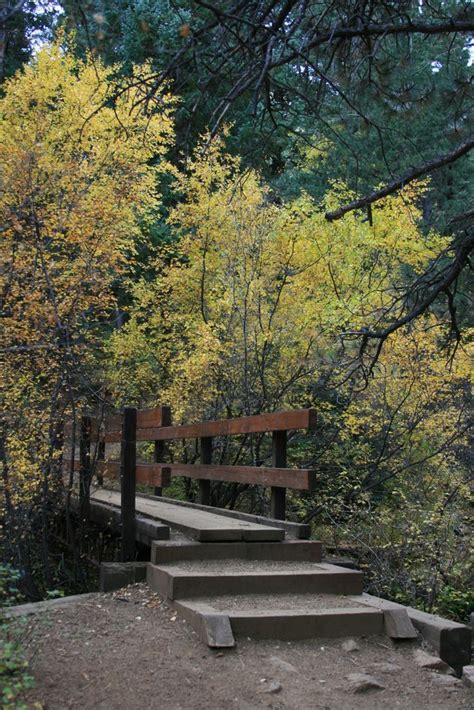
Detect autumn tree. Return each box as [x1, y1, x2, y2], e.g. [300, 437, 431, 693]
[61, 0, 473, 348]
[108, 139, 472, 616]
[0, 38, 174, 597]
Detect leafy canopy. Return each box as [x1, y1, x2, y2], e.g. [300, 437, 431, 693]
[0, 38, 175, 506]
[107, 139, 471, 618]
[107, 137, 449, 419]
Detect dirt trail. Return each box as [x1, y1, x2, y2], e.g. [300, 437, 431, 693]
[14, 584, 472, 710]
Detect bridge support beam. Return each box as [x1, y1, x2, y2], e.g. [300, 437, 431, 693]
[153, 405, 172, 496]
[270, 430, 287, 520]
[198, 436, 212, 506]
[121, 407, 137, 562]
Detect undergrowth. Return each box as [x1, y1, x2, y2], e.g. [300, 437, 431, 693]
[0, 565, 35, 709]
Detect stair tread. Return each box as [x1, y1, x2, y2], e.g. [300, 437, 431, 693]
[179, 592, 372, 613]
[151, 560, 359, 576]
[230, 607, 381, 618]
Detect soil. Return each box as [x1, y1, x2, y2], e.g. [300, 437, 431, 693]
[12, 584, 472, 710]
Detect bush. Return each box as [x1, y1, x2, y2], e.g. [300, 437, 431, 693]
[432, 586, 474, 624]
[0, 565, 35, 709]
[0, 565, 22, 607]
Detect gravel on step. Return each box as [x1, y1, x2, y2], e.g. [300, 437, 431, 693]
[187, 593, 365, 611]
[157, 560, 334, 574]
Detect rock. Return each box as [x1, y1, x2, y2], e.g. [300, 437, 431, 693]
[369, 662, 403, 674]
[413, 649, 451, 672]
[342, 639, 360, 653]
[346, 673, 385, 693]
[269, 656, 298, 673]
[261, 681, 282, 694]
[462, 665, 474, 688]
[430, 674, 462, 689]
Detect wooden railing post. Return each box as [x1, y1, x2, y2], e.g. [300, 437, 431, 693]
[270, 430, 287, 520]
[153, 406, 171, 497]
[79, 415, 91, 516]
[120, 407, 137, 562]
[198, 436, 212, 506]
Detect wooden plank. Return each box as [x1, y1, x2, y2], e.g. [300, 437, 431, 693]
[120, 407, 137, 562]
[136, 465, 171, 489]
[151, 406, 172, 496]
[271, 430, 287, 520]
[103, 431, 121, 443]
[383, 608, 418, 639]
[136, 409, 317, 441]
[154, 463, 315, 490]
[153, 440, 165, 496]
[137, 405, 171, 430]
[92, 489, 284, 542]
[97, 460, 120, 477]
[97, 461, 171, 488]
[198, 437, 212, 505]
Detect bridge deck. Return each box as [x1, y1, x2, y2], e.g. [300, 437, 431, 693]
[91, 489, 285, 542]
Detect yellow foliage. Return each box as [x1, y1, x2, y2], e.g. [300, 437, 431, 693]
[107, 143, 471, 611]
[108, 137, 454, 430]
[0, 39, 175, 507]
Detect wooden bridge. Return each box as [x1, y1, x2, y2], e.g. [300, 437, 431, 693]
[64, 405, 472, 664]
[69, 406, 318, 559]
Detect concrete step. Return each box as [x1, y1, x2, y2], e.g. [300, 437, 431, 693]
[147, 561, 363, 600]
[225, 607, 382, 640]
[173, 596, 383, 645]
[151, 539, 322, 565]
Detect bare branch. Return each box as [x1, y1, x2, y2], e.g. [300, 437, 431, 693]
[0, 0, 25, 24]
[325, 137, 474, 221]
[346, 229, 474, 342]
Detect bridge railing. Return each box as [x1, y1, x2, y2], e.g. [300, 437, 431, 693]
[69, 406, 317, 560]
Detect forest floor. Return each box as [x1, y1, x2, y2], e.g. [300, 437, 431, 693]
[12, 584, 473, 710]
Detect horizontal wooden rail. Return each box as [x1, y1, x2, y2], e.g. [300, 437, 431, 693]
[96, 461, 171, 488]
[134, 409, 317, 442]
[66, 459, 170, 488]
[67, 406, 318, 523]
[103, 431, 121, 443]
[68, 459, 313, 491]
[154, 463, 316, 491]
[137, 407, 171, 429]
[101, 406, 171, 441]
[98, 409, 316, 443]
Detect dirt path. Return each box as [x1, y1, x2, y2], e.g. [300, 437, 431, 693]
[14, 585, 472, 710]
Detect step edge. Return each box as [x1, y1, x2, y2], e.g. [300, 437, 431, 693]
[148, 567, 361, 579]
[228, 607, 383, 618]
